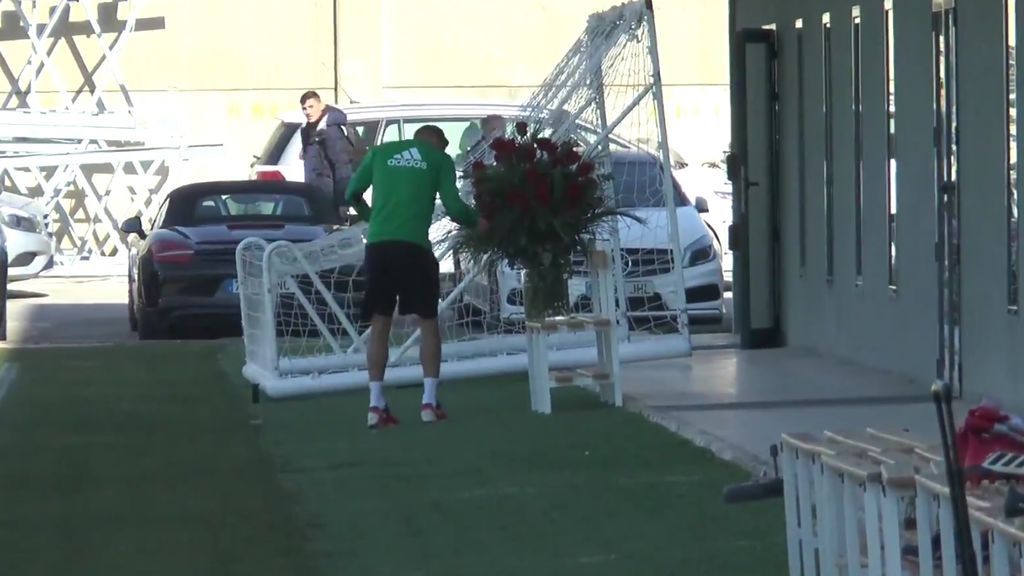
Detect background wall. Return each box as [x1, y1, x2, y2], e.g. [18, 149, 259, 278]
[0, 0, 731, 180]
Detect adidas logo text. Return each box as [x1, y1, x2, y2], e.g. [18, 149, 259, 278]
[387, 147, 427, 169]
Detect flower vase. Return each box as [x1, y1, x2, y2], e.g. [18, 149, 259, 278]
[523, 265, 571, 322]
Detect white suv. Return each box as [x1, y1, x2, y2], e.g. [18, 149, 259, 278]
[251, 102, 725, 325]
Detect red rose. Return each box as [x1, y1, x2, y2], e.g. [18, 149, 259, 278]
[535, 137, 558, 155]
[524, 165, 543, 186]
[516, 142, 537, 163]
[559, 148, 582, 166]
[509, 190, 529, 211]
[515, 121, 529, 137]
[565, 181, 584, 207]
[576, 161, 595, 177]
[536, 185, 552, 207]
[533, 173, 552, 206]
[489, 137, 516, 155]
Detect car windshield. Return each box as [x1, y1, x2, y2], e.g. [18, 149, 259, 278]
[611, 159, 691, 208]
[192, 193, 312, 222]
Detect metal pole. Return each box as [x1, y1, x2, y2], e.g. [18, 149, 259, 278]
[643, 1, 691, 337]
[931, 379, 978, 576]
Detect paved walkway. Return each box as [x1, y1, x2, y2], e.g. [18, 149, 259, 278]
[619, 347, 974, 474]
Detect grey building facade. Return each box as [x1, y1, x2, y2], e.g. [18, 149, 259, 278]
[729, 0, 1019, 400]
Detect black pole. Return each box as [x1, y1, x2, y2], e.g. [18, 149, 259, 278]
[931, 380, 977, 575]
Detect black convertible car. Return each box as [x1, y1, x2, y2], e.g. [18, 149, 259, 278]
[120, 180, 344, 340]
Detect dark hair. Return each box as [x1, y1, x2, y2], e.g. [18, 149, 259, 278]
[413, 124, 449, 148]
[299, 90, 321, 105]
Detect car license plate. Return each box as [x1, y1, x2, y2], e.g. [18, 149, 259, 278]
[224, 278, 239, 294]
[626, 281, 654, 297]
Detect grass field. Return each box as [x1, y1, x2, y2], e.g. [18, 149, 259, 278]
[0, 342, 787, 575]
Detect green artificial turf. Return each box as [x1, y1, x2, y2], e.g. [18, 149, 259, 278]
[0, 343, 314, 576]
[251, 362, 789, 575]
[0, 342, 788, 576]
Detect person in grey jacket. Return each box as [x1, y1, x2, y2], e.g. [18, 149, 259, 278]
[299, 90, 355, 212]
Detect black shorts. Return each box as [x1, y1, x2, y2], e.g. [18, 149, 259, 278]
[361, 240, 440, 321]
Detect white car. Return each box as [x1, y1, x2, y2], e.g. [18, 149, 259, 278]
[251, 101, 725, 324]
[460, 150, 725, 325]
[673, 162, 733, 287]
[0, 193, 53, 281]
[251, 102, 530, 184]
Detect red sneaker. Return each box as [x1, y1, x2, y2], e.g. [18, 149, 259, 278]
[420, 402, 448, 423]
[367, 406, 399, 429]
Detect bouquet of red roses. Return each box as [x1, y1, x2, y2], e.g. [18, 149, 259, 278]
[454, 121, 638, 272]
[450, 121, 641, 319]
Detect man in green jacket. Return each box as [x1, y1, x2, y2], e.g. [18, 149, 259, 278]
[346, 124, 486, 429]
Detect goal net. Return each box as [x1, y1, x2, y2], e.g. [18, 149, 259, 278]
[239, 0, 710, 398]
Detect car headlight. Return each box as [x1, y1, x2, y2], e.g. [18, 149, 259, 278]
[1, 207, 40, 233]
[683, 235, 716, 267]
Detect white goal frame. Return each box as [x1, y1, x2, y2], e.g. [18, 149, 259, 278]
[238, 0, 694, 400]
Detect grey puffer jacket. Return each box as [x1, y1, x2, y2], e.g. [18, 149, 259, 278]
[301, 105, 355, 206]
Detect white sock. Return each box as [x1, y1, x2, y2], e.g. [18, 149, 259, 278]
[369, 381, 386, 409]
[422, 378, 439, 406]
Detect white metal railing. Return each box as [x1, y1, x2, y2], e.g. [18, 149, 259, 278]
[777, 428, 1024, 576]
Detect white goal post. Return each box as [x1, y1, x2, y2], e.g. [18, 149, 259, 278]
[238, 0, 702, 399]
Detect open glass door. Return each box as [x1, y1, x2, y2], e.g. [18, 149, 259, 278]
[728, 27, 783, 349]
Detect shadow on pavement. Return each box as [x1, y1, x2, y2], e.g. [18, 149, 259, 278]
[8, 289, 48, 300]
[7, 302, 131, 346]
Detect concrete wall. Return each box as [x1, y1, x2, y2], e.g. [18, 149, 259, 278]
[736, 0, 1024, 400]
[956, 0, 1022, 401]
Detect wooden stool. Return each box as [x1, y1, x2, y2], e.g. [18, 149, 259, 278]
[524, 242, 621, 414]
[525, 313, 620, 414]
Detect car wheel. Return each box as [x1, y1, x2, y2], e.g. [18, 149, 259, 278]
[137, 307, 165, 340]
[128, 280, 138, 332]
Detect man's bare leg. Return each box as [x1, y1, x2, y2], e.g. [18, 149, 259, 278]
[366, 314, 398, 428]
[368, 314, 393, 383]
[419, 317, 441, 380]
[419, 316, 447, 422]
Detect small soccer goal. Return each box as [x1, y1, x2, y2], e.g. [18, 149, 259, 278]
[239, 0, 706, 399]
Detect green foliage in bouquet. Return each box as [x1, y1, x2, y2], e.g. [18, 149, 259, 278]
[452, 121, 642, 274]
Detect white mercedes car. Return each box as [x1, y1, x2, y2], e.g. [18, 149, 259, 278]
[0, 193, 53, 281]
[458, 149, 725, 325]
[673, 161, 733, 287]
